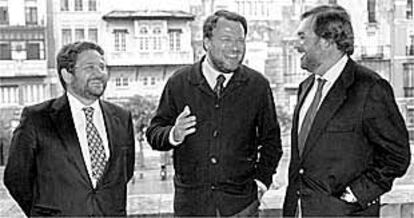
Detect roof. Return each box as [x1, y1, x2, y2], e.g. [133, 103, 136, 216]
[103, 10, 195, 21]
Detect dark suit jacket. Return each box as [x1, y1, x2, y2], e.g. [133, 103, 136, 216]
[283, 59, 411, 217]
[4, 95, 135, 217]
[146, 57, 283, 216]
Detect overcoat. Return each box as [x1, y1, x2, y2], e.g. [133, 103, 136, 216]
[146, 57, 283, 216]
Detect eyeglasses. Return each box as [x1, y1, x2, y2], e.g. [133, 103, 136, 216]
[74, 64, 107, 72]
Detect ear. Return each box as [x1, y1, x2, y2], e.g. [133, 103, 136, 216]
[203, 37, 211, 51]
[320, 38, 334, 50]
[61, 68, 73, 86]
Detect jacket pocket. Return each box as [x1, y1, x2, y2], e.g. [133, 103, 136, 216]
[32, 204, 61, 216]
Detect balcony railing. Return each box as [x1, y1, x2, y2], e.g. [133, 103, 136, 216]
[0, 60, 47, 77]
[358, 45, 390, 59]
[107, 50, 193, 66]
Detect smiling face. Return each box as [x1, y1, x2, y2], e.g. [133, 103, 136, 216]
[204, 17, 246, 73]
[295, 16, 325, 74]
[66, 49, 108, 103]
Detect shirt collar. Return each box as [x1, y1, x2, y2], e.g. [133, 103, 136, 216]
[67, 92, 100, 113]
[202, 55, 233, 88]
[318, 55, 348, 83]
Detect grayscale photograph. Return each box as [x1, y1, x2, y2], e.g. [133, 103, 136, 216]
[0, 0, 413, 217]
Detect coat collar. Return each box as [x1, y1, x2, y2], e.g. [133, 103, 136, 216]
[187, 56, 249, 85]
[187, 56, 249, 98]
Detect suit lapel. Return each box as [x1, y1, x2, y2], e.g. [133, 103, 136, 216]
[300, 59, 356, 160]
[99, 101, 121, 183]
[50, 95, 91, 184]
[291, 75, 314, 157]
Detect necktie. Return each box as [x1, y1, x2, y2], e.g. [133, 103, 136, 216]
[83, 107, 107, 180]
[298, 78, 326, 156]
[214, 74, 226, 98]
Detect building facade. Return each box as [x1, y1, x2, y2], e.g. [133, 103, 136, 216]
[0, 0, 59, 163]
[102, 10, 194, 101]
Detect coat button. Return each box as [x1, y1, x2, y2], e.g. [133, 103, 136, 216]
[296, 190, 300, 196]
[213, 130, 219, 137]
[299, 168, 304, 174]
[215, 104, 220, 108]
[210, 157, 218, 165]
[211, 185, 217, 191]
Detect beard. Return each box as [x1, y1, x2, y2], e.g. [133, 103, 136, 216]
[70, 78, 107, 101]
[209, 53, 244, 73]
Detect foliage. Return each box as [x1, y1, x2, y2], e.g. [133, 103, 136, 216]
[118, 95, 158, 133]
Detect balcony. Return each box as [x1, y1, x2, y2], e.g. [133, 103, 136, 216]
[0, 60, 47, 77]
[107, 50, 193, 66]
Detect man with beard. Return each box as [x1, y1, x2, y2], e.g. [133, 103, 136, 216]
[146, 10, 283, 217]
[283, 5, 411, 217]
[4, 41, 135, 216]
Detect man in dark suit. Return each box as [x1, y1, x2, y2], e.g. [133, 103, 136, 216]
[4, 41, 135, 216]
[146, 10, 283, 217]
[283, 5, 411, 217]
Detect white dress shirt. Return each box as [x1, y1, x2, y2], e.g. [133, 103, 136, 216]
[298, 55, 348, 131]
[67, 92, 110, 188]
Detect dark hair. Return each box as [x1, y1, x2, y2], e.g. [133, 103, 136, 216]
[56, 41, 104, 90]
[302, 5, 354, 55]
[202, 10, 247, 50]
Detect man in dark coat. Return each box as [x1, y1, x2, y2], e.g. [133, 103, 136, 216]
[283, 5, 411, 217]
[146, 10, 283, 217]
[4, 41, 135, 216]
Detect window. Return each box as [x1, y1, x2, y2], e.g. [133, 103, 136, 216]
[62, 29, 72, 45]
[75, 28, 85, 41]
[0, 43, 11, 59]
[115, 76, 128, 87]
[88, 28, 98, 42]
[329, 0, 337, 4]
[408, 0, 413, 19]
[75, 0, 83, 11]
[115, 77, 121, 86]
[143, 77, 148, 86]
[114, 29, 127, 51]
[151, 77, 155, 85]
[0, 85, 19, 105]
[408, 35, 414, 56]
[367, 0, 376, 23]
[0, 6, 8, 24]
[123, 77, 128, 86]
[27, 43, 40, 60]
[403, 63, 414, 97]
[60, 0, 69, 11]
[88, 0, 97, 11]
[138, 27, 149, 51]
[25, 7, 37, 25]
[153, 27, 162, 50]
[168, 29, 181, 51]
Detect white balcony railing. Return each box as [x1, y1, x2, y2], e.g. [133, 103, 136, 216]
[0, 60, 47, 77]
[107, 50, 193, 66]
